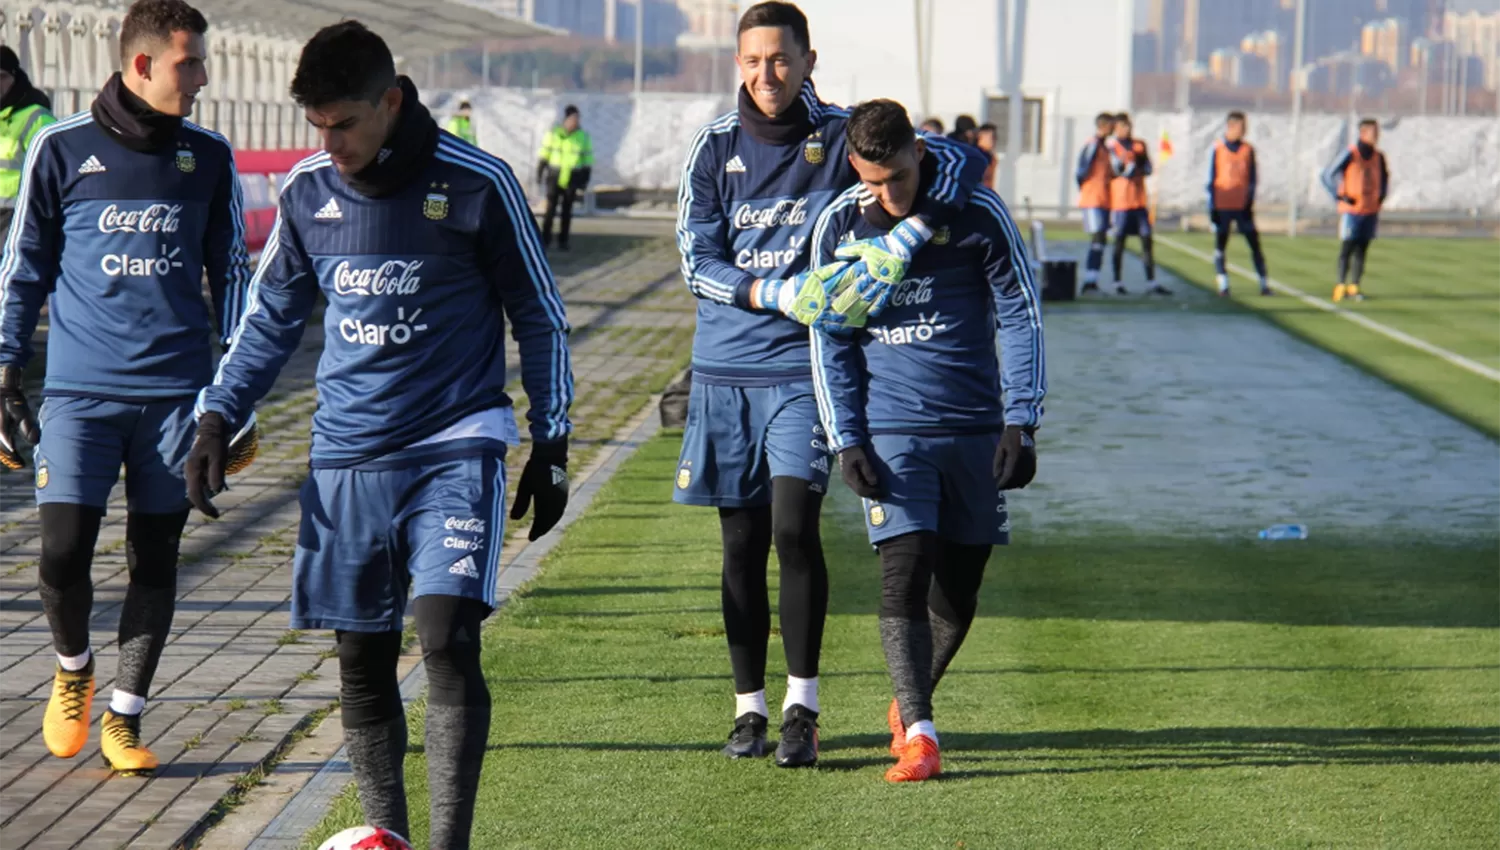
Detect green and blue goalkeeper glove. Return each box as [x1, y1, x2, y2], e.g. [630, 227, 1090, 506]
[830, 217, 934, 325]
[749, 260, 852, 327]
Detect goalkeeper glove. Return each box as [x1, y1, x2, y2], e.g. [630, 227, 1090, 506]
[830, 217, 933, 321]
[511, 439, 569, 540]
[748, 260, 851, 327]
[993, 425, 1037, 490]
[838, 445, 882, 499]
[0, 365, 40, 471]
[184, 411, 260, 518]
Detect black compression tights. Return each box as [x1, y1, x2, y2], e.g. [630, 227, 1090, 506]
[1112, 234, 1155, 282]
[719, 477, 828, 694]
[1338, 239, 1371, 284]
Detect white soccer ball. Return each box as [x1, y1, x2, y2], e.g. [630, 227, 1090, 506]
[317, 825, 413, 850]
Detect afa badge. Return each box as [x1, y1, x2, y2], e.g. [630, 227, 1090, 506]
[424, 182, 450, 220]
[868, 503, 886, 527]
[676, 465, 692, 489]
[175, 146, 196, 173]
[932, 226, 950, 245]
[804, 132, 825, 165]
[36, 465, 48, 489]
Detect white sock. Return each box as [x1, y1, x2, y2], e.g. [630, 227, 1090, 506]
[58, 648, 91, 671]
[735, 690, 768, 720]
[1082, 270, 1098, 284]
[782, 676, 819, 714]
[109, 690, 145, 717]
[1260, 276, 1269, 290]
[1216, 274, 1229, 291]
[905, 720, 938, 746]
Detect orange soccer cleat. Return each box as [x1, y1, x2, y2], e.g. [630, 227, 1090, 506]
[100, 710, 159, 775]
[43, 661, 94, 758]
[885, 734, 942, 783]
[886, 699, 905, 757]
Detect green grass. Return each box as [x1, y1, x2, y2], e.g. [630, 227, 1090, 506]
[303, 434, 1499, 849]
[1153, 233, 1500, 437]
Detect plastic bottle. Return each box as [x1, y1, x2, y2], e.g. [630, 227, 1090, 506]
[1258, 524, 1308, 540]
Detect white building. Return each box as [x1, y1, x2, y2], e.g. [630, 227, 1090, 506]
[754, 0, 1135, 213]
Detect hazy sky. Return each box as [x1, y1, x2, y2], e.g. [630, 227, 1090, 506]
[1135, 0, 1500, 31]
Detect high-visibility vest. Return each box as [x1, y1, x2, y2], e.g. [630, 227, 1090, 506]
[0, 103, 56, 208]
[1339, 144, 1384, 215]
[1077, 140, 1112, 208]
[1109, 138, 1149, 211]
[538, 126, 594, 189]
[1212, 139, 1253, 211]
[445, 114, 475, 144]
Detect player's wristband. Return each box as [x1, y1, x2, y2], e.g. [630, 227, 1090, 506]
[890, 217, 933, 261]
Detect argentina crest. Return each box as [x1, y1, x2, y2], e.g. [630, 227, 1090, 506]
[803, 130, 825, 164]
[175, 144, 195, 173]
[424, 181, 450, 220]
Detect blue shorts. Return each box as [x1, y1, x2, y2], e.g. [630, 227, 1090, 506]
[673, 378, 833, 508]
[33, 395, 196, 513]
[860, 433, 1010, 547]
[1340, 213, 1379, 241]
[1111, 209, 1152, 238]
[1081, 207, 1110, 235]
[1211, 209, 1257, 235]
[292, 449, 508, 632]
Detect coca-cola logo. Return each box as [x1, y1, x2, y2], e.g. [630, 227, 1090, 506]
[97, 203, 182, 234]
[890, 276, 935, 307]
[444, 516, 486, 533]
[732, 197, 809, 230]
[333, 260, 423, 297]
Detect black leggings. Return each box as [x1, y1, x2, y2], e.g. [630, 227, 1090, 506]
[1338, 238, 1371, 284]
[1112, 233, 1154, 283]
[338, 595, 491, 728]
[719, 477, 828, 695]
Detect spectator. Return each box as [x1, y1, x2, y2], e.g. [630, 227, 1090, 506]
[919, 117, 944, 135]
[445, 99, 476, 144]
[975, 122, 997, 186]
[948, 114, 977, 145]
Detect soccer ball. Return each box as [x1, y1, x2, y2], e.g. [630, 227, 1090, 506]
[317, 826, 412, 850]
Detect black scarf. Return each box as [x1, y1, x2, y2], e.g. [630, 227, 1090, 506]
[1355, 140, 1376, 159]
[91, 72, 181, 153]
[737, 83, 812, 146]
[860, 151, 937, 231]
[342, 76, 438, 198]
[1, 68, 50, 113]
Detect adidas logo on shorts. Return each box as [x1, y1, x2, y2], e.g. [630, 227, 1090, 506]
[448, 555, 480, 579]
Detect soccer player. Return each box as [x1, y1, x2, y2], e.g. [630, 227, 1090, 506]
[1106, 112, 1170, 296]
[187, 22, 572, 849]
[1321, 118, 1388, 303]
[1075, 112, 1114, 293]
[0, 0, 249, 775]
[809, 99, 1045, 783]
[1206, 111, 1270, 297]
[676, 0, 986, 768]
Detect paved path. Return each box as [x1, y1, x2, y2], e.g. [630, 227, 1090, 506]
[0, 220, 692, 849]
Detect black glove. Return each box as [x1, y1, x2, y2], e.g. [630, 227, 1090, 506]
[838, 445, 881, 499]
[0, 364, 40, 471]
[511, 439, 568, 541]
[1339, 194, 1357, 206]
[185, 412, 229, 518]
[573, 166, 591, 191]
[1245, 201, 1254, 218]
[993, 425, 1037, 491]
[536, 160, 550, 185]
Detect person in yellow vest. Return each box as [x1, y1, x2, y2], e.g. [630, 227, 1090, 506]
[0, 46, 56, 239]
[1105, 113, 1171, 296]
[1321, 118, 1388, 302]
[535, 104, 593, 250]
[444, 99, 475, 144]
[1206, 111, 1271, 297]
[1075, 112, 1114, 293]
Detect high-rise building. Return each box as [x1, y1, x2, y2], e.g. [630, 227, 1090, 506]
[1361, 17, 1409, 74]
[1241, 29, 1287, 91]
[1149, 0, 1185, 72]
[1445, 9, 1500, 91]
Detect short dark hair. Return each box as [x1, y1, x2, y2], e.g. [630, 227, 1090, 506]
[1114, 111, 1131, 124]
[977, 122, 997, 135]
[119, 0, 207, 65]
[846, 99, 916, 163]
[921, 117, 944, 133]
[1226, 110, 1246, 123]
[458, 100, 472, 110]
[953, 114, 977, 133]
[564, 104, 579, 118]
[1095, 112, 1115, 127]
[1359, 117, 1379, 129]
[738, 2, 810, 53]
[290, 21, 397, 108]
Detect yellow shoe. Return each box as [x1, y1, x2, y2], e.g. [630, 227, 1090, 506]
[100, 710, 158, 775]
[1346, 285, 1364, 301]
[43, 660, 95, 758]
[1332, 284, 1347, 302]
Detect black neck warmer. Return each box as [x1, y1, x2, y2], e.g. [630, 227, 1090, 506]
[342, 76, 439, 198]
[91, 72, 181, 153]
[737, 83, 812, 146]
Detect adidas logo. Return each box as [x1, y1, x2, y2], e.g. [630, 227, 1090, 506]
[725, 155, 746, 174]
[314, 197, 342, 220]
[550, 465, 568, 487]
[810, 455, 830, 474]
[448, 555, 480, 579]
[77, 155, 106, 174]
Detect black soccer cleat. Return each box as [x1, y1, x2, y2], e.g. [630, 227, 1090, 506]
[774, 704, 819, 768]
[722, 712, 769, 759]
